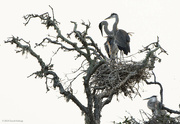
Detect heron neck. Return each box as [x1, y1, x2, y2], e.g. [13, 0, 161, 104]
[112, 16, 119, 35]
[103, 21, 113, 36]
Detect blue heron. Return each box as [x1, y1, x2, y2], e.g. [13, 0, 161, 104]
[105, 13, 131, 56]
[99, 21, 118, 60]
[144, 95, 166, 116]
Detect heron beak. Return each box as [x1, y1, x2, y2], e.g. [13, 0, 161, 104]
[99, 22, 103, 36]
[105, 15, 112, 20]
[143, 97, 150, 100]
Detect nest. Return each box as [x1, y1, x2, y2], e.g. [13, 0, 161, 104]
[91, 60, 153, 98]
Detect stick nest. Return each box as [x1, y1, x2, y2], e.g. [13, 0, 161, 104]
[91, 60, 153, 97]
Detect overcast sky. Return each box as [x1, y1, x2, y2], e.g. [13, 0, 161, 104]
[1, 0, 180, 123]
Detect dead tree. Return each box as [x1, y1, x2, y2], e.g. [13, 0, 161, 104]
[5, 6, 177, 124]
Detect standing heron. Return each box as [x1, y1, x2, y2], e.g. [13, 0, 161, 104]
[99, 21, 119, 60]
[144, 95, 166, 117]
[105, 13, 131, 56]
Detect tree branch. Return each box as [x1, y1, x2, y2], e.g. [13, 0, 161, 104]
[70, 21, 91, 60]
[86, 36, 106, 60]
[5, 37, 46, 70]
[144, 79, 163, 106]
[47, 71, 88, 114]
[6, 7, 176, 124]
[144, 73, 180, 115]
[5, 36, 88, 115]
[24, 12, 91, 62]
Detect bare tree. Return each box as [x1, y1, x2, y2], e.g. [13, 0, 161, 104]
[4, 7, 179, 124]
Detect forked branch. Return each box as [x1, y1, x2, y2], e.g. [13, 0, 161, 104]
[145, 72, 180, 115]
[5, 36, 88, 115]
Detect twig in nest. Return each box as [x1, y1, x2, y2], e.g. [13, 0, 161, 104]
[91, 60, 152, 98]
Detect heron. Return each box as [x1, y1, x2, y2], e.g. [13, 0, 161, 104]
[99, 21, 119, 60]
[144, 95, 166, 117]
[105, 13, 131, 56]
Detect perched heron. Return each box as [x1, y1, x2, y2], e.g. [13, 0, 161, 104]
[99, 21, 119, 60]
[105, 13, 131, 55]
[144, 95, 166, 117]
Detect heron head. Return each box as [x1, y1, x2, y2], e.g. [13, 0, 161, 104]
[105, 13, 118, 20]
[99, 22, 104, 36]
[99, 21, 108, 36]
[143, 95, 157, 100]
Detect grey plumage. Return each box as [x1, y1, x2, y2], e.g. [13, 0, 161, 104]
[99, 21, 118, 60]
[99, 13, 130, 60]
[144, 95, 166, 116]
[115, 29, 130, 55]
[105, 13, 130, 55]
[104, 36, 118, 59]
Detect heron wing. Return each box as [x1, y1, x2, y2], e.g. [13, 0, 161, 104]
[115, 29, 130, 55]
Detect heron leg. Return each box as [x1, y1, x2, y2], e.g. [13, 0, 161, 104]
[119, 51, 124, 63]
[116, 52, 118, 63]
[110, 55, 116, 63]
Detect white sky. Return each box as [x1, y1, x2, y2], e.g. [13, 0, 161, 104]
[1, 0, 180, 123]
